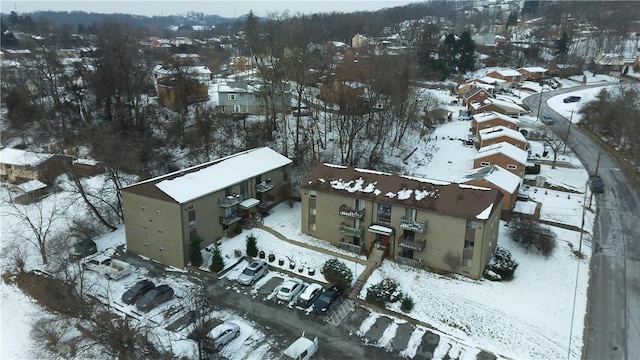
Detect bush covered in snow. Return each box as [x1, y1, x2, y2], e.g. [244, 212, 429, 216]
[483, 268, 502, 282]
[486, 246, 518, 280]
[320, 258, 353, 288]
[509, 216, 557, 257]
[366, 278, 403, 308]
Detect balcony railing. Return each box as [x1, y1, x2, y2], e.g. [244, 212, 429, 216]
[219, 215, 242, 226]
[255, 180, 274, 193]
[339, 239, 364, 254]
[399, 236, 426, 251]
[219, 194, 242, 208]
[400, 218, 427, 233]
[339, 204, 365, 219]
[339, 222, 363, 238]
[395, 256, 425, 269]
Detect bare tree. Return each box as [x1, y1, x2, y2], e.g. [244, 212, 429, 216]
[5, 192, 72, 265]
[185, 281, 220, 360]
[443, 250, 462, 272]
[544, 136, 565, 169]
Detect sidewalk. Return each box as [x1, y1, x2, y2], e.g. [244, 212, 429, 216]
[258, 225, 379, 299]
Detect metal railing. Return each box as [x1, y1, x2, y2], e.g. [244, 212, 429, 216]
[395, 256, 425, 269]
[339, 204, 365, 219]
[219, 194, 242, 208]
[400, 218, 427, 233]
[339, 223, 363, 238]
[339, 240, 364, 254]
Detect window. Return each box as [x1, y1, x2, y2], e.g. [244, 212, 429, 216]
[466, 220, 477, 229]
[464, 240, 475, 249]
[405, 208, 417, 221]
[309, 190, 316, 198]
[225, 186, 233, 197]
[240, 180, 248, 198]
[255, 174, 262, 183]
[233, 105, 241, 113]
[355, 198, 365, 211]
[228, 93, 237, 101]
[283, 171, 289, 182]
[188, 208, 196, 231]
[507, 164, 517, 170]
[377, 203, 391, 223]
[480, 161, 490, 167]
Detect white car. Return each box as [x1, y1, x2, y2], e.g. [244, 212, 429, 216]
[282, 333, 318, 360]
[295, 283, 323, 310]
[277, 279, 304, 302]
[205, 322, 240, 351]
[82, 255, 131, 280]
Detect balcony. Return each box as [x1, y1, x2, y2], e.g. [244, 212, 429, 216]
[219, 194, 242, 208]
[339, 204, 365, 219]
[255, 180, 274, 193]
[339, 222, 363, 238]
[219, 215, 242, 226]
[258, 194, 275, 211]
[339, 239, 364, 254]
[398, 236, 426, 251]
[395, 256, 425, 269]
[400, 218, 427, 233]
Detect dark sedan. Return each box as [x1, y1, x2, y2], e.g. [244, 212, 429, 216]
[312, 286, 344, 314]
[563, 95, 581, 103]
[122, 280, 155, 305]
[135, 284, 174, 312]
[590, 175, 605, 193]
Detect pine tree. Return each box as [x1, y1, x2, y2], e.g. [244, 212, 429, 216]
[209, 244, 225, 272]
[457, 31, 476, 74]
[246, 233, 258, 257]
[189, 233, 203, 267]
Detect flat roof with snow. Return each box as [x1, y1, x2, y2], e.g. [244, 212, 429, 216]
[460, 165, 522, 193]
[473, 111, 520, 125]
[479, 126, 527, 142]
[124, 147, 291, 203]
[0, 148, 54, 166]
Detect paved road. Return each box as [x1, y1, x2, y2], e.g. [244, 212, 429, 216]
[525, 85, 640, 360]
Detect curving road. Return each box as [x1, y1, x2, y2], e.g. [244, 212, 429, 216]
[525, 85, 640, 360]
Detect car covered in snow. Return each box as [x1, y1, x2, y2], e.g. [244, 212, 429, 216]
[295, 283, 323, 310]
[205, 322, 240, 351]
[82, 255, 132, 280]
[281, 332, 318, 360]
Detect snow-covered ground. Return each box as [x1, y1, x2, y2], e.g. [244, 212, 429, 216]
[1, 73, 616, 359]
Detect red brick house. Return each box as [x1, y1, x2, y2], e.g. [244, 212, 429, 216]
[470, 98, 526, 117]
[474, 142, 528, 178]
[462, 87, 493, 108]
[486, 69, 522, 85]
[478, 126, 527, 150]
[460, 165, 521, 219]
[516, 67, 547, 81]
[472, 111, 520, 135]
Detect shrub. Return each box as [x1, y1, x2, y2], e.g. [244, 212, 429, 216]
[486, 247, 518, 280]
[400, 295, 414, 312]
[483, 268, 502, 282]
[509, 216, 557, 257]
[246, 234, 258, 257]
[365, 278, 402, 307]
[189, 233, 203, 267]
[320, 258, 353, 288]
[209, 244, 225, 272]
[525, 164, 541, 175]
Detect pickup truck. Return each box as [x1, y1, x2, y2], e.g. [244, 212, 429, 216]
[83, 255, 132, 280]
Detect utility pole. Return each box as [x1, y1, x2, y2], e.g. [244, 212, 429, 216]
[536, 85, 544, 122]
[564, 109, 573, 154]
[578, 179, 588, 254]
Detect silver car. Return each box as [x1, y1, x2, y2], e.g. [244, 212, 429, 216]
[277, 279, 304, 302]
[206, 322, 240, 351]
[237, 260, 268, 286]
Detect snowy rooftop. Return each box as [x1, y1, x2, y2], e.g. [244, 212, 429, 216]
[304, 163, 502, 221]
[479, 126, 527, 142]
[475, 141, 529, 165]
[0, 148, 54, 166]
[473, 111, 520, 125]
[125, 147, 292, 203]
[489, 68, 522, 77]
[476, 98, 526, 113]
[517, 66, 547, 73]
[459, 165, 521, 193]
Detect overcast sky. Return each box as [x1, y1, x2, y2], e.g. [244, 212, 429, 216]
[7, 1, 420, 18]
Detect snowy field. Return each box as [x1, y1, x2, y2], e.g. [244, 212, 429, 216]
[1, 73, 617, 359]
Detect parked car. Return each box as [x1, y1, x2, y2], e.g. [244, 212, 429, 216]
[237, 260, 268, 286]
[281, 332, 318, 360]
[69, 239, 97, 261]
[204, 322, 240, 351]
[296, 283, 323, 310]
[135, 284, 174, 311]
[277, 279, 304, 302]
[563, 96, 581, 103]
[312, 286, 345, 314]
[590, 175, 605, 193]
[82, 255, 113, 274]
[541, 115, 555, 125]
[121, 280, 155, 305]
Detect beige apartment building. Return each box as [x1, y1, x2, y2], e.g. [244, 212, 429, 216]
[121, 147, 292, 269]
[301, 163, 503, 279]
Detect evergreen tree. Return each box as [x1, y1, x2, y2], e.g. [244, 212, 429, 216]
[457, 31, 476, 74]
[555, 31, 570, 59]
[246, 233, 258, 257]
[209, 244, 225, 272]
[506, 11, 518, 28]
[189, 233, 203, 267]
[439, 33, 457, 79]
